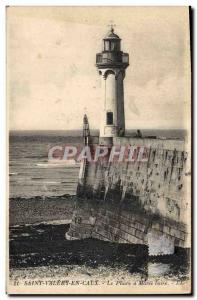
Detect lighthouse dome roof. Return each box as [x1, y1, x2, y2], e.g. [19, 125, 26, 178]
[104, 28, 120, 40]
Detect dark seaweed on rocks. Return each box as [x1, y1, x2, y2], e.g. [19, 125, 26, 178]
[9, 223, 189, 280]
[10, 223, 147, 272]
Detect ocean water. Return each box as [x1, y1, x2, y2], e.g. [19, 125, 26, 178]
[9, 131, 83, 198]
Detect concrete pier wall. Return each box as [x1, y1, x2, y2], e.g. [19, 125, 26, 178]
[67, 136, 191, 254]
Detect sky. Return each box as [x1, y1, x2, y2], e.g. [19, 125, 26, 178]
[7, 6, 191, 131]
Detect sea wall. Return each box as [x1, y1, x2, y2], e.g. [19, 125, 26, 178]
[67, 136, 191, 254]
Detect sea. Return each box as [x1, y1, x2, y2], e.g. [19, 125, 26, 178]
[9, 130, 84, 198]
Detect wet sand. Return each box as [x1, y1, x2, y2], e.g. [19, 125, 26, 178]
[9, 195, 74, 226]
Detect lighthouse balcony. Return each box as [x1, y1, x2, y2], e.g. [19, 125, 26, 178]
[96, 52, 129, 68]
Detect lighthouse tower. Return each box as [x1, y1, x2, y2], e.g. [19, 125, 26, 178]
[96, 27, 129, 138]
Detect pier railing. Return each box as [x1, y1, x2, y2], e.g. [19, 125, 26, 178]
[96, 52, 129, 66]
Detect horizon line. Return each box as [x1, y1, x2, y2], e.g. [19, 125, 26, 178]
[9, 128, 187, 131]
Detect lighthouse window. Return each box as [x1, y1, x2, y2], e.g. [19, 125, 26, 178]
[104, 40, 110, 51]
[111, 42, 115, 50]
[111, 41, 120, 51]
[107, 112, 113, 125]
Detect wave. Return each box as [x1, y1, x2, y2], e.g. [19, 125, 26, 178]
[11, 219, 72, 227]
[36, 163, 80, 168]
[25, 156, 47, 159]
[9, 193, 74, 200]
[9, 172, 18, 176]
[41, 181, 62, 184]
[61, 181, 78, 184]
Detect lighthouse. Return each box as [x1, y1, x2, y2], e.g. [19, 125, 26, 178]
[96, 27, 129, 138]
